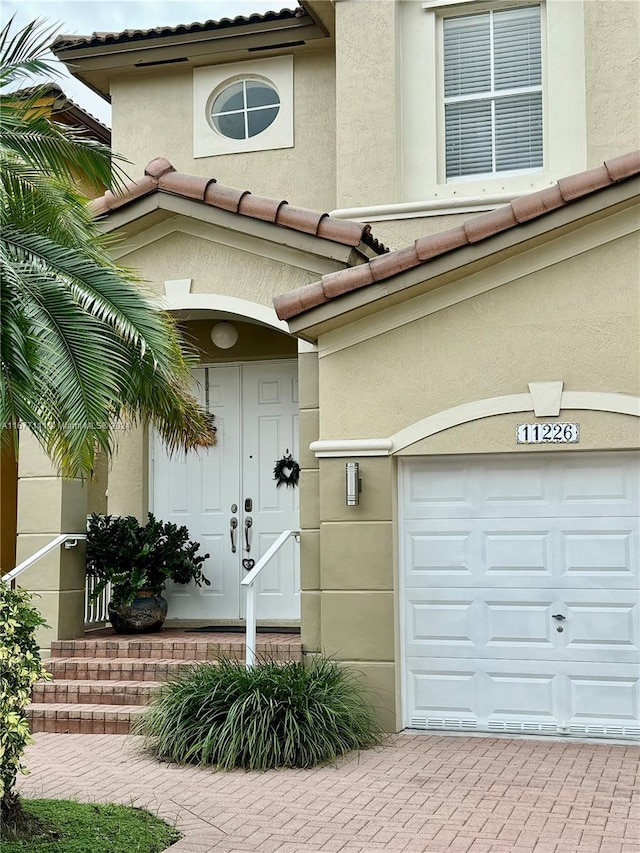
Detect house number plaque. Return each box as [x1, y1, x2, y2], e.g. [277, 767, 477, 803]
[516, 422, 579, 444]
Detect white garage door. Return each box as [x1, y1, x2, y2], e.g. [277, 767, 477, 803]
[401, 453, 640, 739]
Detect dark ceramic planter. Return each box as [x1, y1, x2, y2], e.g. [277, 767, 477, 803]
[108, 590, 168, 634]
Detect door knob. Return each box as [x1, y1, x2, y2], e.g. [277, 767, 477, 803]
[551, 614, 566, 621]
[244, 516, 252, 552]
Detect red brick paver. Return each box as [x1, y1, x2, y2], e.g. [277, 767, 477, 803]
[18, 733, 640, 853]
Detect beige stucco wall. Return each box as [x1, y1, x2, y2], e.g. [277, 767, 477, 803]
[318, 233, 640, 439]
[122, 232, 317, 305]
[335, 0, 399, 209]
[584, 0, 640, 167]
[110, 50, 336, 211]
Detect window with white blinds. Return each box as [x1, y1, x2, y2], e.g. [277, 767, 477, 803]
[443, 5, 543, 179]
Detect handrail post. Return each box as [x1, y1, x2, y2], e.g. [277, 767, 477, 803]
[245, 584, 256, 668]
[241, 529, 299, 669]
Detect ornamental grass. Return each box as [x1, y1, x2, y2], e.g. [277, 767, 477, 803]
[134, 657, 383, 770]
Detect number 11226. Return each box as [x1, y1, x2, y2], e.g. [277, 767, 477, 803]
[516, 423, 579, 444]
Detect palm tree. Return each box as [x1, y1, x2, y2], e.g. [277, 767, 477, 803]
[0, 18, 216, 477]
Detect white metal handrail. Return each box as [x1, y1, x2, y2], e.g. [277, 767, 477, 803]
[3, 533, 87, 586]
[240, 529, 299, 668]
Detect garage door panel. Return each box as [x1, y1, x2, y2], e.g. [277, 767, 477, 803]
[407, 658, 640, 738]
[405, 519, 638, 588]
[403, 454, 639, 519]
[406, 588, 639, 663]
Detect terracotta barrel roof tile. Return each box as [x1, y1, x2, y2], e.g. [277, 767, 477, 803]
[275, 204, 325, 235]
[103, 175, 157, 210]
[464, 205, 519, 243]
[316, 216, 365, 246]
[238, 193, 286, 223]
[605, 150, 640, 182]
[158, 172, 211, 201]
[511, 186, 565, 223]
[415, 227, 467, 261]
[369, 244, 420, 281]
[274, 282, 327, 320]
[204, 184, 250, 213]
[144, 157, 175, 179]
[321, 264, 374, 300]
[558, 165, 611, 201]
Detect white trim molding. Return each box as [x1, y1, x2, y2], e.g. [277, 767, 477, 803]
[330, 194, 522, 223]
[309, 439, 394, 458]
[154, 292, 316, 353]
[310, 388, 640, 457]
[156, 292, 289, 332]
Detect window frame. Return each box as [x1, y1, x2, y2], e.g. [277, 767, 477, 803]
[399, 0, 586, 204]
[193, 56, 294, 158]
[442, 4, 544, 181]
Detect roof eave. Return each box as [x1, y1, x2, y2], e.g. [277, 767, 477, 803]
[284, 176, 640, 340]
[52, 7, 330, 98]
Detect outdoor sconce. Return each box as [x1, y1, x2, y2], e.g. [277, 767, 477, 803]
[345, 462, 362, 506]
[211, 321, 238, 349]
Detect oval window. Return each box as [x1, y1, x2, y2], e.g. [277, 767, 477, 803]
[210, 79, 280, 140]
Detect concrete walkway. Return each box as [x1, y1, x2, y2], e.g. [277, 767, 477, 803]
[18, 733, 639, 853]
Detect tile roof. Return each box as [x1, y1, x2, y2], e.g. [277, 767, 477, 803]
[53, 8, 305, 51]
[90, 157, 388, 254]
[273, 151, 640, 321]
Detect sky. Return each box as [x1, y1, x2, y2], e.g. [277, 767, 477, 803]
[2, 0, 290, 125]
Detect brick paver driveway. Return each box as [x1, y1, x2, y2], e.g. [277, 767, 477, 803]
[18, 732, 639, 853]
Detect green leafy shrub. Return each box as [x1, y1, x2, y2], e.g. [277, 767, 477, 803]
[86, 513, 210, 606]
[135, 657, 384, 770]
[0, 582, 49, 819]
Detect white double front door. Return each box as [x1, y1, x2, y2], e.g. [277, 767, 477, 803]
[152, 361, 300, 622]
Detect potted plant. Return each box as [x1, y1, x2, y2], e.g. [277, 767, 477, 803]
[86, 513, 210, 633]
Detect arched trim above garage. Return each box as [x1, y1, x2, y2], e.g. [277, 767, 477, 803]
[310, 386, 640, 457]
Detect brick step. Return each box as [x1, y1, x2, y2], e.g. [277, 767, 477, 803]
[51, 634, 302, 662]
[44, 657, 202, 681]
[32, 679, 163, 706]
[28, 703, 146, 734]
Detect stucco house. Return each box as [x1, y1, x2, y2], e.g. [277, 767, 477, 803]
[12, 0, 640, 737]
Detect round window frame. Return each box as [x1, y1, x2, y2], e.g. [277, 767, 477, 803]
[206, 75, 281, 141]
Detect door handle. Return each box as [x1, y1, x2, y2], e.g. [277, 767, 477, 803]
[551, 614, 566, 621]
[230, 517, 238, 553]
[244, 516, 252, 552]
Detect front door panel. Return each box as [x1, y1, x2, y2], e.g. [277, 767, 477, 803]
[241, 362, 299, 619]
[153, 361, 299, 622]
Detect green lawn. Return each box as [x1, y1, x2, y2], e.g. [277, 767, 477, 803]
[2, 800, 181, 853]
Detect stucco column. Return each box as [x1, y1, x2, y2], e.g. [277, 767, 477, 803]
[318, 455, 399, 732]
[15, 431, 87, 654]
[298, 351, 321, 654]
[107, 425, 149, 521]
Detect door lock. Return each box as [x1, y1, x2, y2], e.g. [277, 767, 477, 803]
[551, 614, 566, 621]
[244, 498, 252, 513]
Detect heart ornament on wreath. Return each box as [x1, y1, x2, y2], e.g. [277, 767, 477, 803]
[273, 449, 300, 488]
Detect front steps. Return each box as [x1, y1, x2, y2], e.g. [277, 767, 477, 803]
[29, 629, 302, 734]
